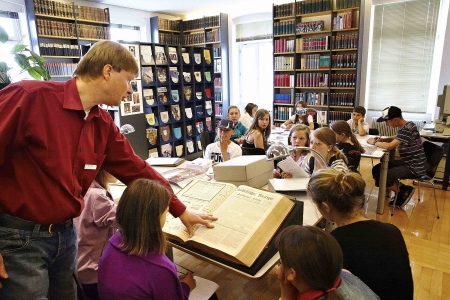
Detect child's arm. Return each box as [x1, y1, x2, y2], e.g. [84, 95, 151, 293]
[357, 117, 368, 136]
[252, 131, 266, 149]
[281, 119, 293, 129]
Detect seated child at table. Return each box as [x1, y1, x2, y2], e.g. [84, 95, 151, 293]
[280, 101, 314, 130]
[331, 120, 365, 172]
[205, 118, 242, 164]
[276, 225, 380, 300]
[239, 102, 258, 128]
[274, 124, 311, 178]
[347, 106, 369, 136]
[215, 106, 247, 144]
[98, 179, 197, 299]
[242, 108, 271, 150]
[307, 169, 413, 300]
[73, 168, 118, 300]
[305, 127, 349, 174]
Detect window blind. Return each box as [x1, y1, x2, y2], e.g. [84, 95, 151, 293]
[368, 0, 440, 113]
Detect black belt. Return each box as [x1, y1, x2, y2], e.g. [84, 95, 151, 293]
[0, 214, 73, 234]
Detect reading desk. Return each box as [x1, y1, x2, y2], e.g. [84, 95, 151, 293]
[109, 162, 322, 279]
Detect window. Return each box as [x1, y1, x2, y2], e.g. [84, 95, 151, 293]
[0, 11, 23, 81]
[367, 0, 440, 113]
[110, 23, 141, 42]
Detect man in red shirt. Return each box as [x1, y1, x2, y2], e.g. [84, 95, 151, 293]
[0, 40, 215, 299]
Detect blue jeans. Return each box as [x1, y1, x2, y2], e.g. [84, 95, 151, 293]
[0, 222, 77, 299]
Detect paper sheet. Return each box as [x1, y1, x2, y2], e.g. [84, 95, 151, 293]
[189, 276, 219, 300]
[268, 178, 310, 192]
[276, 156, 310, 178]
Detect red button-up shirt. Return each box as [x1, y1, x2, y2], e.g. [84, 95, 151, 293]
[0, 78, 186, 224]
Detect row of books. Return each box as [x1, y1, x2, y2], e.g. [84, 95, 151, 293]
[184, 32, 205, 45]
[159, 33, 181, 45]
[296, 20, 325, 33]
[274, 20, 295, 35]
[75, 5, 109, 23]
[274, 2, 295, 18]
[274, 74, 295, 87]
[38, 43, 80, 56]
[331, 54, 357, 68]
[158, 18, 181, 31]
[214, 59, 222, 73]
[329, 111, 352, 122]
[206, 29, 219, 43]
[336, 0, 360, 9]
[330, 92, 355, 106]
[296, 73, 329, 87]
[37, 19, 76, 37]
[214, 92, 222, 102]
[296, 92, 328, 105]
[215, 105, 223, 116]
[44, 62, 76, 76]
[274, 56, 294, 70]
[274, 106, 293, 120]
[332, 11, 355, 30]
[296, 0, 331, 14]
[274, 93, 292, 104]
[331, 34, 358, 49]
[274, 38, 295, 53]
[296, 37, 330, 51]
[182, 15, 220, 31]
[213, 47, 221, 57]
[76, 24, 109, 40]
[214, 77, 222, 87]
[330, 73, 356, 87]
[300, 54, 330, 69]
[33, 0, 74, 18]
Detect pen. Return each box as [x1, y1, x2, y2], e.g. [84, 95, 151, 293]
[175, 263, 194, 274]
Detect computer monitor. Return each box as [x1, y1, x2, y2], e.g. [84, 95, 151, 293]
[437, 85, 450, 117]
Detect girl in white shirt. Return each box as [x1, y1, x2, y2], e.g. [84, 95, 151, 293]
[239, 103, 258, 129]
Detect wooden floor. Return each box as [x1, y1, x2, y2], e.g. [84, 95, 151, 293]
[173, 157, 450, 299]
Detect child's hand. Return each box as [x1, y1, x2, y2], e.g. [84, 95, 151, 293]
[281, 172, 293, 179]
[273, 169, 282, 178]
[358, 117, 365, 124]
[180, 272, 196, 291]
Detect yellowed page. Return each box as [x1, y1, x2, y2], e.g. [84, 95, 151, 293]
[163, 180, 236, 242]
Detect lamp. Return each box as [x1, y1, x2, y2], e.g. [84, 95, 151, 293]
[295, 106, 323, 128]
[120, 124, 135, 135]
[266, 143, 327, 167]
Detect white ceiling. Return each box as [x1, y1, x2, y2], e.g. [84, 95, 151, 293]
[88, 0, 288, 18]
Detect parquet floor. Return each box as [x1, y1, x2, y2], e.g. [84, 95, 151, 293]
[173, 157, 450, 299]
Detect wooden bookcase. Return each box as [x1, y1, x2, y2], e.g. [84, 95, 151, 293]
[150, 16, 181, 45]
[25, 0, 110, 81]
[121, 43, 215, 160]
[272, 0, 362, 126]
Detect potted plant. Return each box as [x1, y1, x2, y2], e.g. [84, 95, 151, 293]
[0, 25, 50, 89]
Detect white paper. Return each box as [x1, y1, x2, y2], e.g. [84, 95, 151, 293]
[146, 157, 183, 166]
[268, 178, 310, 191]
[189, 276, 219, 300]
[277, 156, 310, 178]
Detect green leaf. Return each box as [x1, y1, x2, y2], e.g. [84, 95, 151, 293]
[14, 53, 31, 69]
[0, 26, 8, 44]
[10, 44, 27, 54]
[27, 67, 41, 80]
[30, 50, 44, 63]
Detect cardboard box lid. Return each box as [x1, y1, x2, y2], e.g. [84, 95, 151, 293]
[213, 155, 274, 181]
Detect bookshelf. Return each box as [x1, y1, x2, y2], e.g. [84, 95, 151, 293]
[25, 0, 110, 81]
[150, 16, 182, 45]
[136, 44, 215, 160]
[272, 0, 362, 126]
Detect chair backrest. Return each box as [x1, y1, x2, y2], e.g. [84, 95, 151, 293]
[368, 128, 379, 135]
[241, 147, 266, 156]
[200, 131, 210, 156]
[313, 122, 320, 130]
[422, 141, 444, 177]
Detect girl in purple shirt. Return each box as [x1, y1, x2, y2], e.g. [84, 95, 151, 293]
[98, 179, 196, 299]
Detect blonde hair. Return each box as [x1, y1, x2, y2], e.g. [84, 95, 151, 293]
[311, 127, 348, 164]
[307, 168, 366, 215]
[74, 41, 139, 80]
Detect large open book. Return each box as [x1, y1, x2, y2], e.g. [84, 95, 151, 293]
[163, 179, 296, 268]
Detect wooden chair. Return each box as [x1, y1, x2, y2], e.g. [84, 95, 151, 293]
[391, 141, 443, 218]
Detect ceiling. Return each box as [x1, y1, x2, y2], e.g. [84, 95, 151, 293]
[89, 0, 287, 17]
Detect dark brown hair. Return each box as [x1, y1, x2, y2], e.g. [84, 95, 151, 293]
[330, 120, 365, 153]
[307, 168, 366, 215]
[244, 103, 258, 115]
[74, 40, 139, 80]
[311, 127, 348, 164]
[353, 106, 366, 116]
[244, 108, 271, 147]
[293, 101, 308, 124]
[276, 225, 343, 300]
[116, 179, 170, 255]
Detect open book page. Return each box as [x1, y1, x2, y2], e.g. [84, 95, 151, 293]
[163, 180, 237, 243]
[277, 156, 310, 178]
[189, 185, 294, 266]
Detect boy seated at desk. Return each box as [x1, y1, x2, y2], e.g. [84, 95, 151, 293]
[347, 106, 369, 136]
[368, 106, 427, 208]
[204, 118, 242, 164]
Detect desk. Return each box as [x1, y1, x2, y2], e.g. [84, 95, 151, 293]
[109, 164, 322, 279]
[420, 132, 450, 190]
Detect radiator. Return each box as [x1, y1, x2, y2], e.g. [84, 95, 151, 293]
[371, 117, 426, 136]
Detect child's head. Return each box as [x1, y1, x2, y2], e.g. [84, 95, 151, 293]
[330, 120, 352, 142]
[276, 225, 343, 294]
[245, 103, 258, 117]
[252, 109, 270, 130]
[352, 106, 366, 122]
[116, 179, 170, 256]
[288, 124, 310, 147]
[216, 118, 236, 140]
[227, 106, 241, 124]
[307, 169, 366, 220]
[309, 127, 338, 162]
